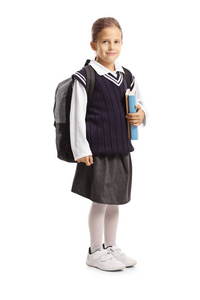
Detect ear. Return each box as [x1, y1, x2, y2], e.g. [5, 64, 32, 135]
[90, 41, 97, 51]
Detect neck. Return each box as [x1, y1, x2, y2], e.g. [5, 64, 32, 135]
[96, 58, 115, 72]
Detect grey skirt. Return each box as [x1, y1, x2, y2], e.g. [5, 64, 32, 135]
[71, 153, 132, 205]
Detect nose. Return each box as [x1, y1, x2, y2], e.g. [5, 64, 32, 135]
[108, 42, 115, 50]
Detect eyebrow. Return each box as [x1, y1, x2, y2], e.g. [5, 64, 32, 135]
[100, 38, 121, 41]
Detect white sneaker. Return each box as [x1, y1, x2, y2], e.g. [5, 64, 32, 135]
[86, 248, 126, 271]
[104, 244, 137, 267]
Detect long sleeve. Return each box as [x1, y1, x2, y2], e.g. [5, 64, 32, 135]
[70, 79, 92, 161]
[133, 80, 148, 127]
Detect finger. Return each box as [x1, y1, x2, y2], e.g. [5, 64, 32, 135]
[127, 112, 140, 118]
[135, 104, 141, 110]
[130, 119, 139, 125]
[85, 157, 91, 166]
[127, 114, 140, 121]
[126, 114, 135, 120]
[131, 121, 140, 126]
[89, 155, 93, 164]
[126, 113, 135, 117]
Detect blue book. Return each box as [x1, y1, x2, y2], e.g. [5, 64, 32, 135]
[125, 90, 138, 140]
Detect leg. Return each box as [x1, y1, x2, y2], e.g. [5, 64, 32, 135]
[104, 205, 137, 267]
[87, 203, 126, 271]
[104, 205, 119, 248]
[88, 202, 107, 253]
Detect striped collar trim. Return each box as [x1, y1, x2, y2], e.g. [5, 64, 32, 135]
[103, 72, 123, 86]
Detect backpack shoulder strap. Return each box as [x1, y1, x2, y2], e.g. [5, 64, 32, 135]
[122, 67, 135, 90]
[84, 64, 95, 103]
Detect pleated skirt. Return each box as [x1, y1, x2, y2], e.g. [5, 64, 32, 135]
[71, 153, 132, 205]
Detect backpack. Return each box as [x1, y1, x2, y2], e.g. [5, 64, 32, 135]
[53, 60, 134, 163]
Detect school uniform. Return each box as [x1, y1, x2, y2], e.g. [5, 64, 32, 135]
[70, 60, 147, 205]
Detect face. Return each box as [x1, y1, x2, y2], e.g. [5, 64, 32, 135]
[90, 26, 123, 70]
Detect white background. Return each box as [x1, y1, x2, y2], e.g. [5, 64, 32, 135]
[1, 0, 200, 299]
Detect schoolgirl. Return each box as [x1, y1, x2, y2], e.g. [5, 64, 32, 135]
[69, 17, 147, 271]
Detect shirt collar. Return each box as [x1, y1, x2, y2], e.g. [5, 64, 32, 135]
[89, 60, 124, 75]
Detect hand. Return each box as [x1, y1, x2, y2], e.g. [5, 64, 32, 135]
[126, 104, 145, 126]
[77, 155, 93, 166]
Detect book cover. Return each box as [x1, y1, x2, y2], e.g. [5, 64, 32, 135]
[125, 90, 138, 140]
[125, 89, 131, 139]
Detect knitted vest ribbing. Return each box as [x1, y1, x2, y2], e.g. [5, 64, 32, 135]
[73, 67, 134, 155]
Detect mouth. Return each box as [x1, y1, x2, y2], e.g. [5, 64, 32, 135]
[106, 52, 116, 56]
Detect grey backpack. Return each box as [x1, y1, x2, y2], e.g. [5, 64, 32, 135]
[53, 61, 95, 162]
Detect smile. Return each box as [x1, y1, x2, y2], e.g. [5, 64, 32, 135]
[106, 52, 116, 56]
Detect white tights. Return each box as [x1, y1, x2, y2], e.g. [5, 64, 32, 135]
[88, 202, 119, 253]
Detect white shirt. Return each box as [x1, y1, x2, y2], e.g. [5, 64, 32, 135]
[70, 60, 148, 161]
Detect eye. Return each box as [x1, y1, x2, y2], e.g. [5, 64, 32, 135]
[103, 40, 108, 43]
[115, 40, 120, 44]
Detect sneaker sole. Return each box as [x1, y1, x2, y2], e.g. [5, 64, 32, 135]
[125, 262, 137, 267]
[86, 261, 125, 272]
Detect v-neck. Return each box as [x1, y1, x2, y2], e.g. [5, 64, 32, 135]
[103, 72, 123, 86]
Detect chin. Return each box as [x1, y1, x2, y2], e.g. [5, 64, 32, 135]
[105, 56, 117, 62]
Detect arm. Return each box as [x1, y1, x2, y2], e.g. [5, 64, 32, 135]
[126, 80, 148, 127]
[70, 80, 93, 165]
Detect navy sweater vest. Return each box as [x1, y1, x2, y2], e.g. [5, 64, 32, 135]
[73, 67, 134, 155]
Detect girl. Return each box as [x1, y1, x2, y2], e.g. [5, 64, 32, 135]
[70, 17, 147, 271]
